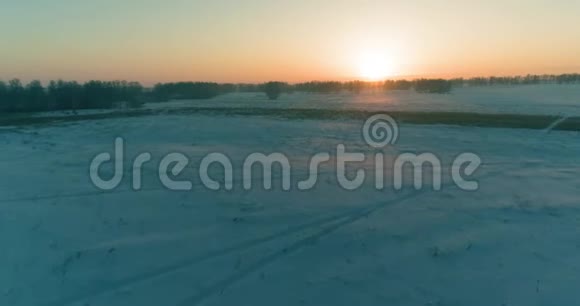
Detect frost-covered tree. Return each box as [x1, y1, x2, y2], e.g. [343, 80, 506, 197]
[263, 81, 286, 100]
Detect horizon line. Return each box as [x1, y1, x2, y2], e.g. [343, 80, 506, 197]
[2, 72, 580, 86]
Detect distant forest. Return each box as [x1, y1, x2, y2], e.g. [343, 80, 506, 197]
[1, 74, 579, 113]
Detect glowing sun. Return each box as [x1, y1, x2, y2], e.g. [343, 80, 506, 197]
[357, 52, 394, 80]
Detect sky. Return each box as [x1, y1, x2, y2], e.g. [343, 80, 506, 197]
[1, 0, 580, 84]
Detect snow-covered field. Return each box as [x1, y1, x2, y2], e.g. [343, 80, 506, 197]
[146, 84, 580, 116]
[1, 99, 580, 305]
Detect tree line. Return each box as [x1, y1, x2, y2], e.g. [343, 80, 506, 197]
[261, 79, 450, 99]
[0, 79, 144, 113]
[451, 74, 580, 86]
[151, 82, 236, 101]
[1, 73, 579, 111]
[259, 74, 580, 99]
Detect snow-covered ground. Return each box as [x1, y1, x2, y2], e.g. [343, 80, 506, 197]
[1, 112, 579, 306]
[146, 84, 580, 116]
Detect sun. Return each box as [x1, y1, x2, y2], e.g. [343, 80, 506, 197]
[357, 52, 394, 81]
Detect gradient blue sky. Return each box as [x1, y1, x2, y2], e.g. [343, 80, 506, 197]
[1, 0, 579, 84]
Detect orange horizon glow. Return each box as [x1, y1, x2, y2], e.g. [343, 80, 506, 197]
[1, 1, 580, 85]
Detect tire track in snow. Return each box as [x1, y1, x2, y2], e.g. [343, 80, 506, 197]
[175, 166, 515, 306]
[0, 170, 335, 205]
[543, 114, 570, 133]
[41, 198, 394, 306]
[45, 166, 510, 306]
[176, 197, 414, 306]
[174, 126, 565, 305]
